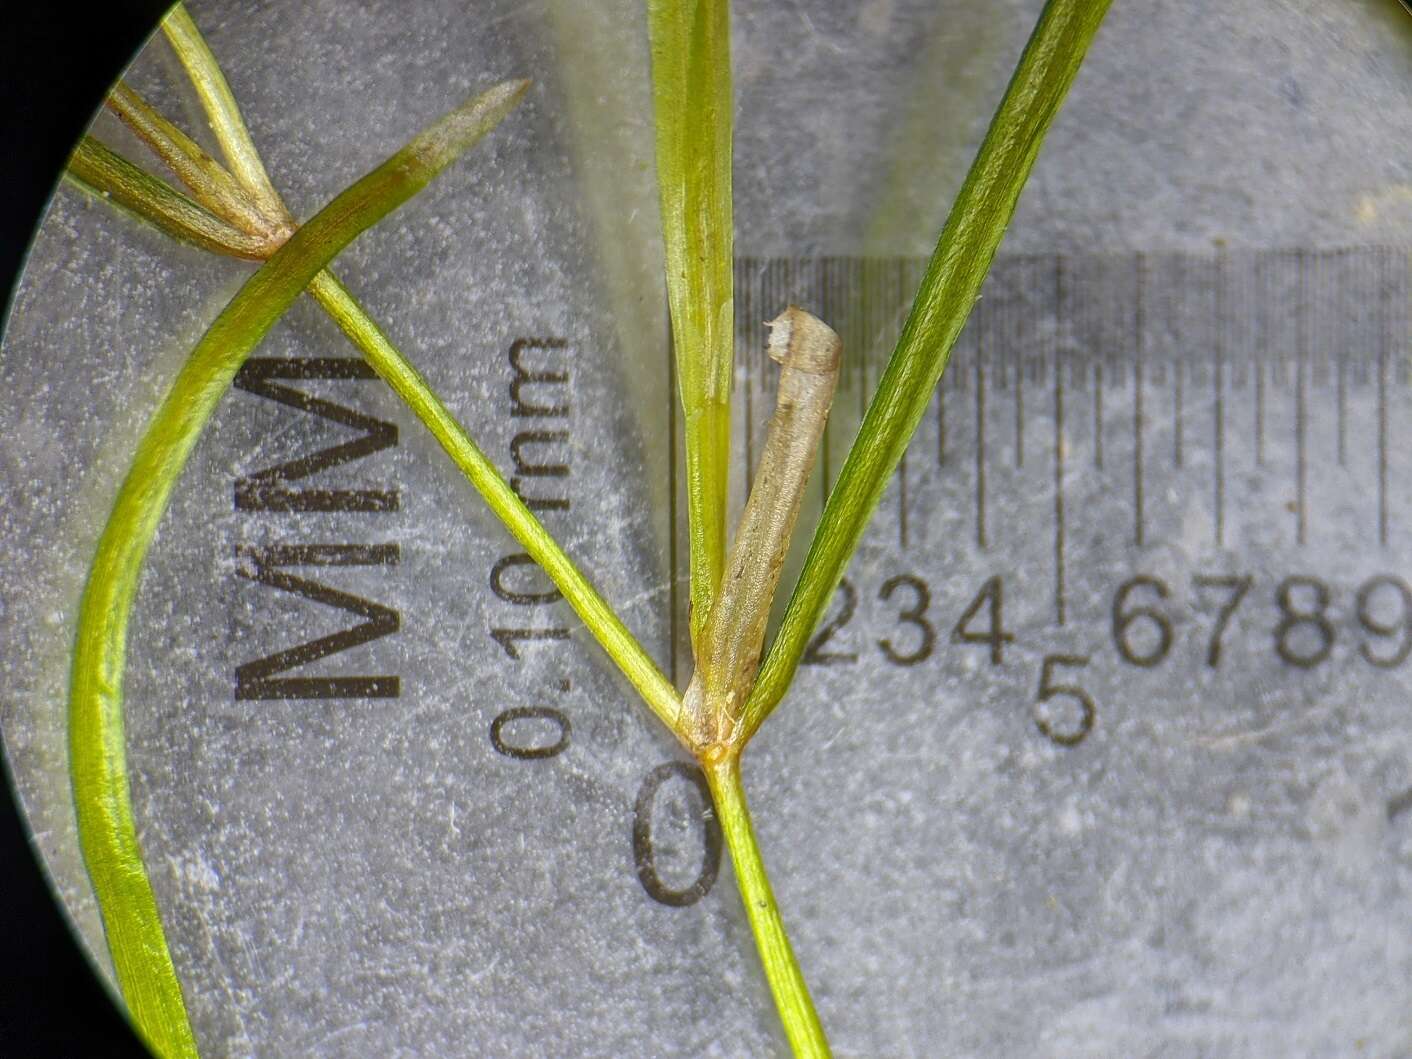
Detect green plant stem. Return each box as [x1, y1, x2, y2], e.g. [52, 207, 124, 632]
[646, 0, 734, 647]
[306, 270, 682, 731]
[69, 82, 527, 1059]
[741, 0, 1112, 742]
[704, 753, 830, 1058]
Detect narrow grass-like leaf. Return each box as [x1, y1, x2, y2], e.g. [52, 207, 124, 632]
[647, 0, 734, 649]
[160, 4, 287, 217]
[306, 270, 682, 732]
[70, 80, 528, 1059]
[105, 81, 280, 242]
[66, 137, 269, 259]
[742, 0, 1112, 741]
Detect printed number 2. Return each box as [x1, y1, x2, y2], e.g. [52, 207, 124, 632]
[803, 580, 859, 665]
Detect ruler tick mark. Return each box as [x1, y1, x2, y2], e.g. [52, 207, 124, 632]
[1254, 255, 1267, 467]
[898, 449, 909, 549]
[1255, 358, 1266, 466]
[1337, 356, 1347, 468]
[937, 384, 946, 466]
[1214, 250, 1226, 548]
[745, 358, 754, 495]
[859, 259, 869, 423]
[1378, 247, 1391, 548]
[1134, 252, 1146, 548]
[1015, 301, 1025, 468]
[976, 342, 987, 550]
[1093, 362, 1104, 469]
[1296, 249, 1308, 547]
[817, 258, 831, 501]
[1054, 254, 1067, 626]
[1174, 359, 1184, 468]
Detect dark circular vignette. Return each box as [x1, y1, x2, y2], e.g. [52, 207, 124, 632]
[0, 2, 169, 1056]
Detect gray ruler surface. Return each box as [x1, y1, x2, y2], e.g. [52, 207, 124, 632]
[701, 250, 1412, 740]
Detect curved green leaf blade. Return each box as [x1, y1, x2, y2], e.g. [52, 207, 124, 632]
[69, 79, 527, 1059]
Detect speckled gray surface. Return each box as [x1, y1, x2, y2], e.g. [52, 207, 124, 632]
[4, 1, 1412, 1056]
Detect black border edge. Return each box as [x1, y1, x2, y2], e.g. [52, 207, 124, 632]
[0, 2, 171, 1056]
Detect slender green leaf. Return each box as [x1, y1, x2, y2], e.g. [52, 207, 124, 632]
[742, 0, 1112, 741]
[647, 0, 734, 649]
[105, 81, 281, 241]
[66, 137, 269, 259]
[160, 4, 287, 218]
[306, 271, 682, 731]
[70, 80, 527, 1059]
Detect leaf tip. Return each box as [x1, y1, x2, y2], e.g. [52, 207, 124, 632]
[405, 77, 532, 177]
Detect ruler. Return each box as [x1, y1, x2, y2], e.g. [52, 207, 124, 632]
[665, 247, 1412, 747]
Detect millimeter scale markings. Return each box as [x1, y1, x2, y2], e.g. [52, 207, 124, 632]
[666, 247, 1411, 656]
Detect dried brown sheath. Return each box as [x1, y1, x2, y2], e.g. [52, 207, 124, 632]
[683, 307, 841, 749]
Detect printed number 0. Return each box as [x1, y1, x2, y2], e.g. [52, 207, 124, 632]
[632, 763, 723, 908]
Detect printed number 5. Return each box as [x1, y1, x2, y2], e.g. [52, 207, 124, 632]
[1034, 654, 1095, 747]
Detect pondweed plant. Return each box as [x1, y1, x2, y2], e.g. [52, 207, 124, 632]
[66, 1, 1109, 1055]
